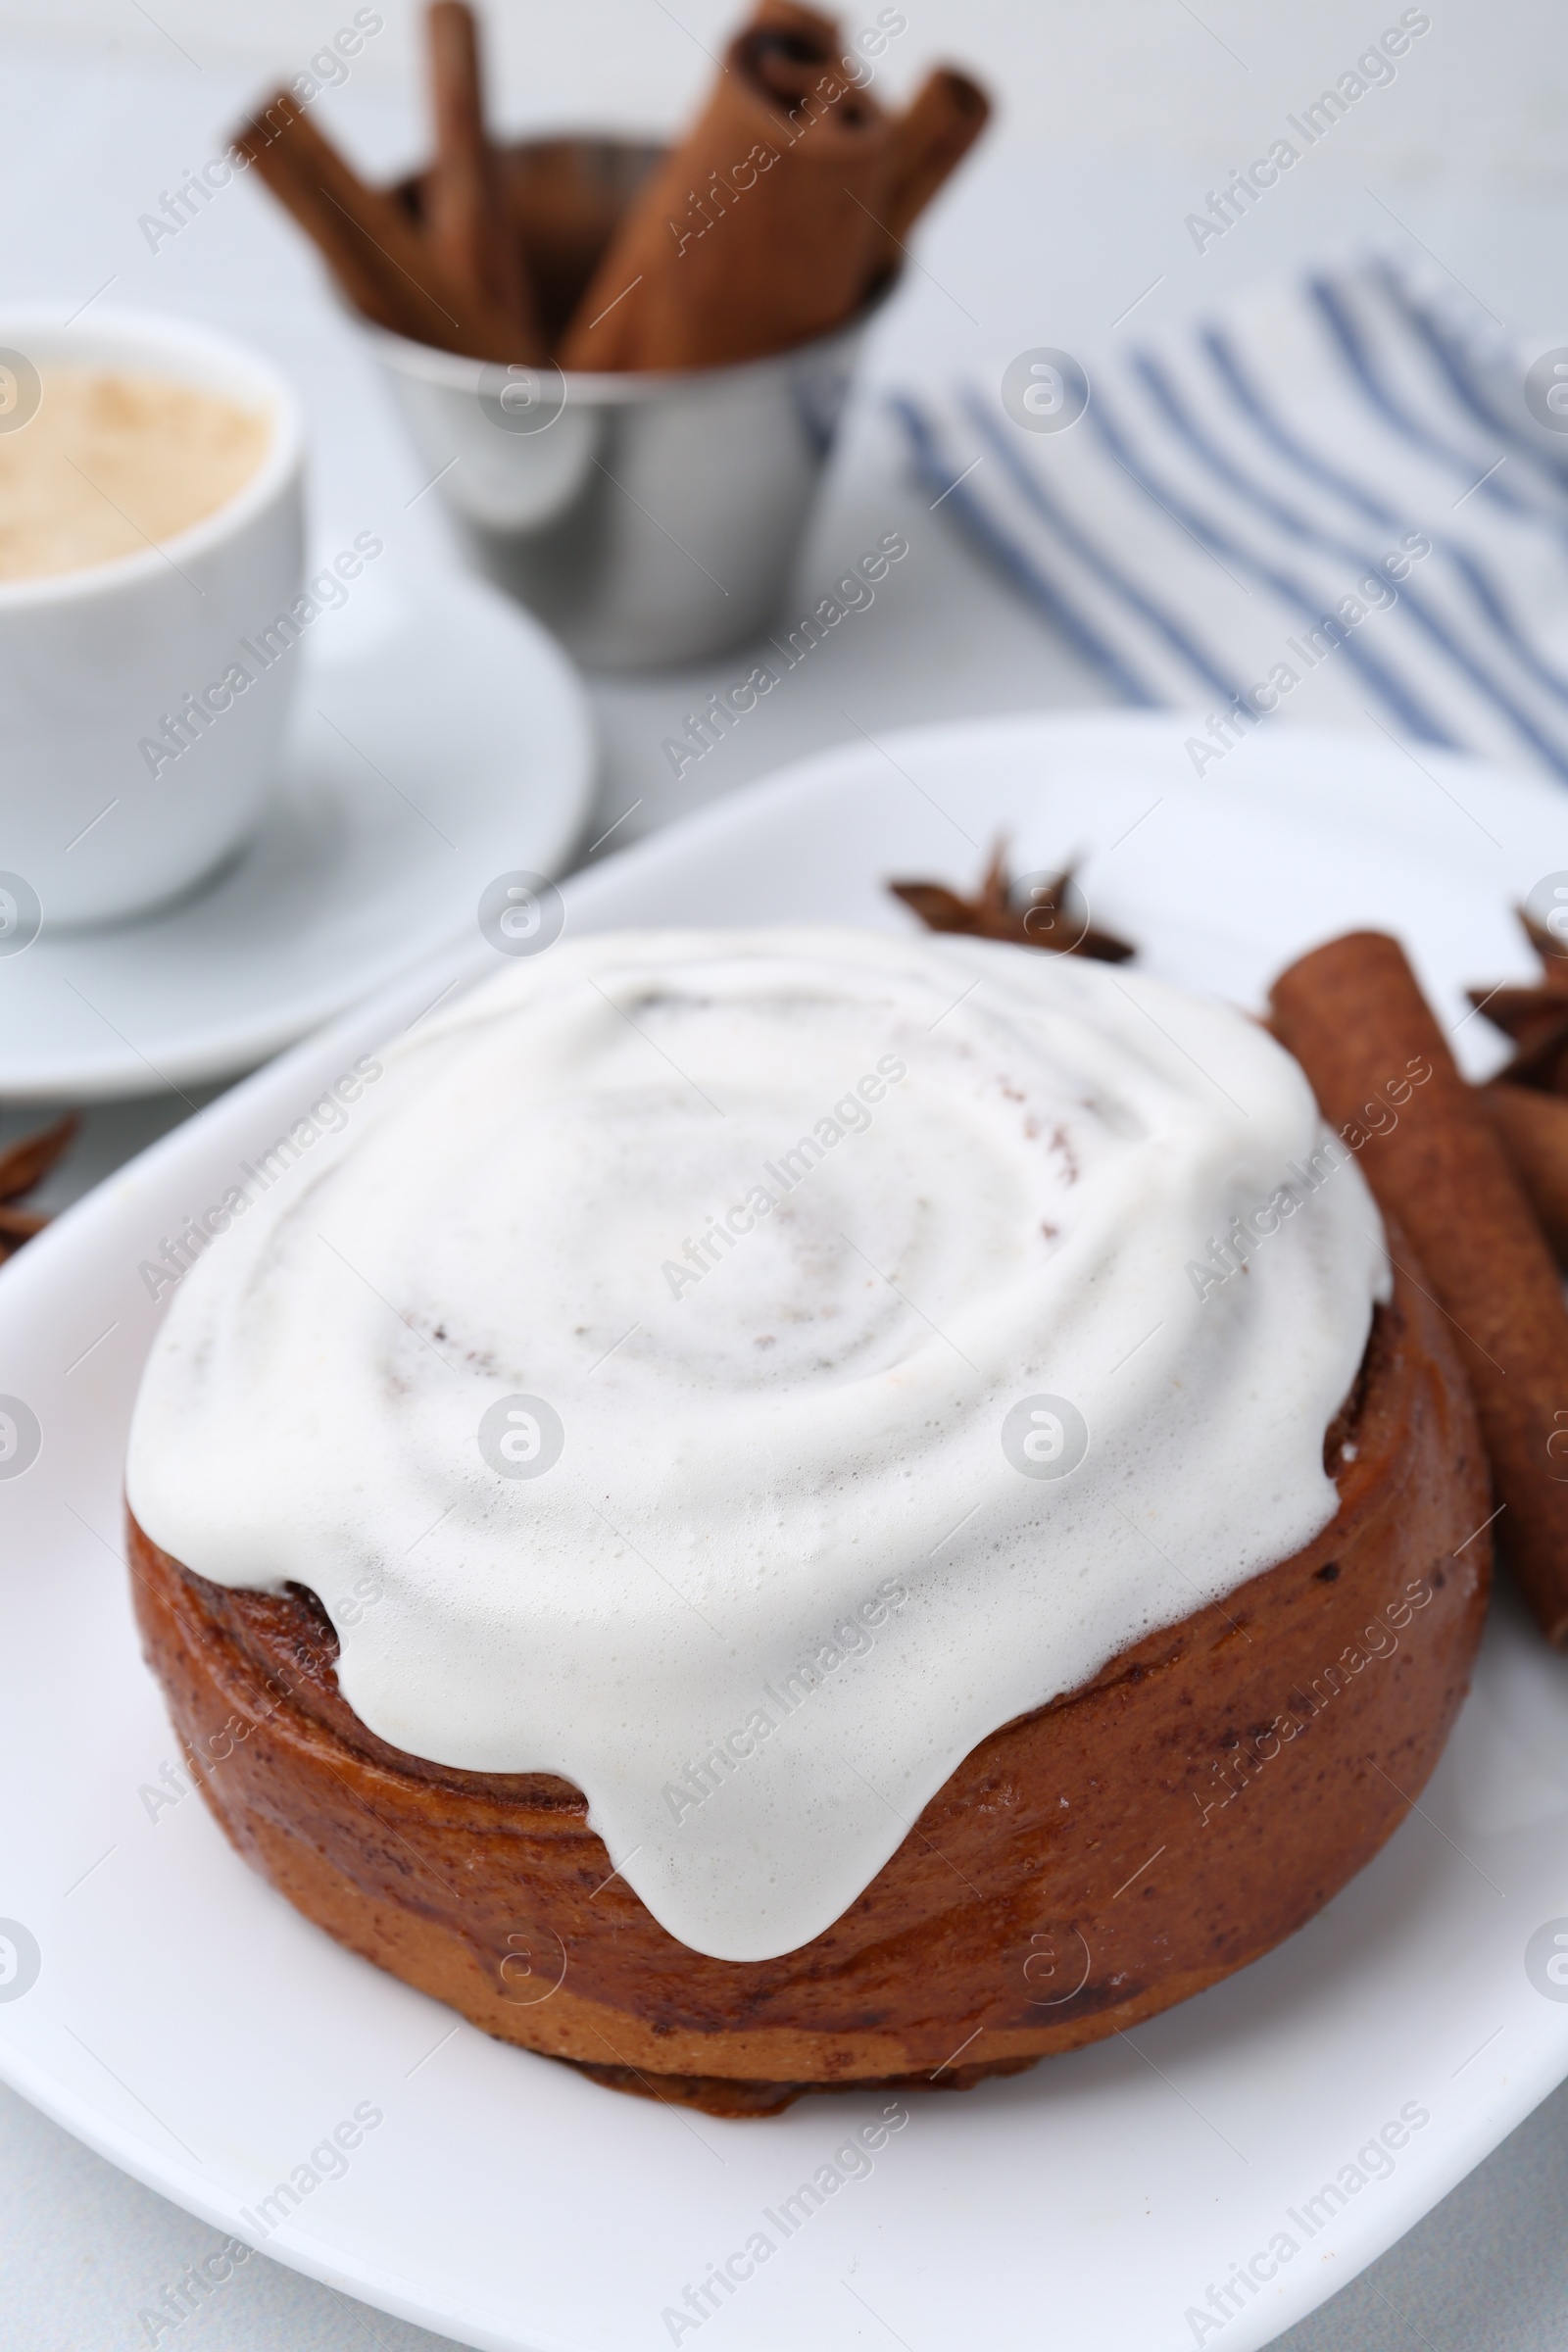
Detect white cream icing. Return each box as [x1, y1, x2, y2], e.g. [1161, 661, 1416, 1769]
[125, 927, 1388, 1963]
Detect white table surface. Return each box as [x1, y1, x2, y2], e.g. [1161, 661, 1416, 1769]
[4, 20, 1568, 2349]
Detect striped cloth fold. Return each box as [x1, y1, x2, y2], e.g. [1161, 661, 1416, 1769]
[893, 254, 1568, 780]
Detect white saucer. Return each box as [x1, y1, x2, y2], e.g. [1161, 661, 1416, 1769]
[0, 567, 594, 1102]
[3, 712, 1568, 2352]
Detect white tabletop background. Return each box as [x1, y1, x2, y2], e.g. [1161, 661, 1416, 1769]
[3, 3, 1568, 2345]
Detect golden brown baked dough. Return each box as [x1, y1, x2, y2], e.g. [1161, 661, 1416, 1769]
[126, 1251, 1489, 2116]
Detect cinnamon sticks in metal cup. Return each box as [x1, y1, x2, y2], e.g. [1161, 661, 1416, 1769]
[235, 1, 989, 373]
[1270, 931, 1568, 1646]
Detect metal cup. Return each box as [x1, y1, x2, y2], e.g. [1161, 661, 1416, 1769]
[364, 137, 885, 672]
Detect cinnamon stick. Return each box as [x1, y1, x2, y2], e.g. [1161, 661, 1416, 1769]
[1270, 932, 1568, 1645]
[1479, 1081, 1568, 1266]
[236, 92, 453, 343]
[234, 84, 539, 361]
[878, 68, 990, 246]
[423, 1, 539, 346]
[557, 1, 893, 370]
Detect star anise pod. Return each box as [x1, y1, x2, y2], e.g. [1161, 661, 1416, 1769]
[0, 1112, 79, 1262]
[1469, 909, 1568, 1093]
[889, 840, 1135, 962]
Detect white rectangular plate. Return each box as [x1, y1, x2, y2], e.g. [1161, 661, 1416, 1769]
[3, 711, 1567, 2352]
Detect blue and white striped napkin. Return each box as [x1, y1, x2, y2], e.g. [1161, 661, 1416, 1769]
[894, 255, 1568, 779]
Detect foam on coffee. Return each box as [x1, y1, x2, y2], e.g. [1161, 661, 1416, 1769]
[0, 368, 270, 582]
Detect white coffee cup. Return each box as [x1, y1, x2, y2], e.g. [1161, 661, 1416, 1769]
[0, 308, 305, 932]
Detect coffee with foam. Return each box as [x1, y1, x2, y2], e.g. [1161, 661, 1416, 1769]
[0, 368, 270, 582]
[126, 929, 1387, 1962]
